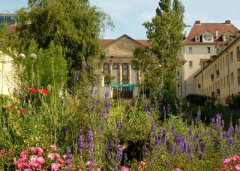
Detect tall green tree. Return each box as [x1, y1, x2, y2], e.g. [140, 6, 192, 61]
[143, 0, 185, 107]
[13, 0, 112, 89]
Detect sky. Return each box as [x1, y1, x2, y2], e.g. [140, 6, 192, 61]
[0, 0, 240, 39]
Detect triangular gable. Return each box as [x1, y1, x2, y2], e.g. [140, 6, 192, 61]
[104, 34, 146, 49]
[104, 34, 147, 57]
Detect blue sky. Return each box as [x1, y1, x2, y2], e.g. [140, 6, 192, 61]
[1, 0, 240, 39]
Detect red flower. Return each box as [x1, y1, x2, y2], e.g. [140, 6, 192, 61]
[7, 105, 15, 110]
[28, 87, 37, 93]
[20, 108, 28, 113]
[41, 89, 48, 95]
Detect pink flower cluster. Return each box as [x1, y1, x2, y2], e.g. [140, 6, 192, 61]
[221, 156, 240, 171]
[14, 146, 64, 171]
[119, 161, 147, 171]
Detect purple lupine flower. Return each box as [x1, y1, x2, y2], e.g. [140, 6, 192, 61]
[188, 144, 194, 154]
[194, 130, 201, 141]
[221, 121, 225, 129]
[151, 121, 156, 133]
[176, 132, 184, 144]
[196, 112, 201, 121]
[105, 101, 111, 108]
[159, 93, 163, 101]
[171, 146, 177, 156]
[199, 154, 203, 160]
[143, 145, 149, 156]
[164, 161, 170, 168]
[189, 126, 193, 137]
[103, 109, 110, 115]
[85, 61, 90, 68]
[196, 143, 200, 152]
[65, 125, 70, 133]
[77, 130, 84, 156]
[88, 130, 94, 168]
[163, 106, 167, 120]
[172, 124, 176, 136]
[162, 128, 167, 142]
[93, 100, 99, 105]
[60, 97, 65, 105]
[65, 147, 72, 169]
[174, 99, 178, 110]
[100, 124, 104, 132]
[154, 133, 160, 145]
[107, 139, 113, 149]
[207, 129, 213, 136]
[75, 71, 80, 81]
[105, 91, 109, 99]
[200, 142, 205, 152]
[144, 105, 148, 113]
[114, 144, 123, 169]
[183, 140, 188, 152]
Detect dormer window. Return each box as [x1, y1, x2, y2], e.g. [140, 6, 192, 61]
[223, 31, 233, 41]
[203, 34, 213, 41]
[224, 35, 231, 41]
[195, 35, 200, 42]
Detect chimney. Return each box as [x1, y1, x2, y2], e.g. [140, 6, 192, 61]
[215, 30, 219, 39]
[195, 20, 201, 24]
[225, 20, 231, 24]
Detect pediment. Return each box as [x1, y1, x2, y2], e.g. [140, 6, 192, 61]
[104, 35, 144, 57]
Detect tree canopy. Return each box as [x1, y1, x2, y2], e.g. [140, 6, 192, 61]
[142, 0, 185, 107]
[12, 0, 112, 88]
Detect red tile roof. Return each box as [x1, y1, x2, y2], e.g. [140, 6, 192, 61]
[185, 21, 239, 44]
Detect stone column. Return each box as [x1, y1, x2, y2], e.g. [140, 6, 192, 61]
[138, 70, 141, 84]
[109, 62, 113, 85]
[128, 64, 132, 84]
[119, 63, 122, 84]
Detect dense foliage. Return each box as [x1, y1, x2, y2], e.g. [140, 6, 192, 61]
[8, 0, 112, 89]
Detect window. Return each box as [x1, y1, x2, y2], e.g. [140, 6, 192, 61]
[122, 63, 128, 83]
[189, 61, 193, 68]
[189, 47, 192, 53]
[204, 34, 212, 41]
[103, 63, 109, 74]
[238, 68, 240, 85]
[231, 72, 234, 84]
[227, 75, 229, 86]
[224, 77, 225, 88]
[237, 46, 240, 61]
[195, 36, 200, 42]
[207, 47, 211, 53]
[230, 51, 233, 63]
[112, 64, 119, 83]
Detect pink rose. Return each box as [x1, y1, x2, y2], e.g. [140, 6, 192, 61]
[85, 161, 91, 168]
[17, 161, 25, 168]
[50, 145, 58, 151]
[57, 156, 64, 163]
[223, 158, 232, 164]
[37, 156, 45, 164]
[37, 147, 44, 155]
[48, 153, 55, 160]
[120, 166, 130, 171]
[20, 150, 28, 157]
[24, 169, 33, 171]
[234, 164, 240, 171]
[51, 163, 59, 171]
[172, 168, 182, 171]
[140, 161, 146, 166]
